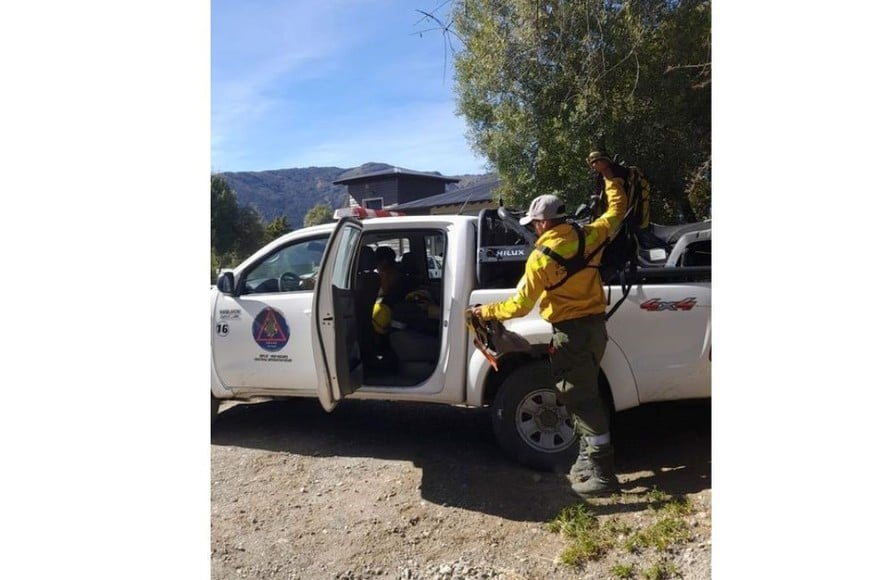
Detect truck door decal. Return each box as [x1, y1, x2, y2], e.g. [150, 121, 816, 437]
[639, 298, 697, 312]
[218, 308, 241, 320]
[252, 307, 291, 350]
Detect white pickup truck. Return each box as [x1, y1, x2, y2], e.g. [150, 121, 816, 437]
[211, 209, 711, 471]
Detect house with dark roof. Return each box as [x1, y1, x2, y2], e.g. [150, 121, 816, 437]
[333, 166, 459, 212]
[334, 164, 500, 216]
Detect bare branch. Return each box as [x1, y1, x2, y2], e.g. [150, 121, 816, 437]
[665, 62, 712, 72]
[414, 7, 465, 85]
[415, 9, 444, 28]
[665, 62, 711, 90]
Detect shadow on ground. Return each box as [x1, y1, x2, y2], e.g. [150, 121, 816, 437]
[211, 397, 710, 522]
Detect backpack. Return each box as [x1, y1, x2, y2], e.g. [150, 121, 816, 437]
[627, 165, 651, 230]
[596, 164, 651, 282]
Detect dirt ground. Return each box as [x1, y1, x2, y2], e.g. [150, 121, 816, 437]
[211, 397, 711, 579]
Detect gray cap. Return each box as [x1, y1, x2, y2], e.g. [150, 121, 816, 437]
[519, 194, 567, 225]
[587, 150, 612, 167]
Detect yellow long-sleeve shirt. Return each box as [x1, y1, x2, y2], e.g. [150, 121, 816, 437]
[479, 178, 628, 323]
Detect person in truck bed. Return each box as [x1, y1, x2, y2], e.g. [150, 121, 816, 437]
[469, 189, 626, 497]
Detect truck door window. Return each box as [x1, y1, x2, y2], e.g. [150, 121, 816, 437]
[424, 233, 444, 280]
[330, 227, 362, 290]
[242, 237, 327, 294]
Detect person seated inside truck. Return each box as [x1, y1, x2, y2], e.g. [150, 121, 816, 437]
[375, 246, 404, 306]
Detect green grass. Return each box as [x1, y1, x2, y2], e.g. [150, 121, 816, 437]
[602, 519, 634, 537]
[547, 504, 615, 565]
[624, 495, 693, 553]
[547, 489, 697, 573]
[624, 515, 691, 552]
[641, 560, 679, 580]
[647, 488, 670, 504]
[560, 533, 612, 565]
[657, 495, 693, 517]
[545, 503, 598, 537]
[610, 562, 636, 579]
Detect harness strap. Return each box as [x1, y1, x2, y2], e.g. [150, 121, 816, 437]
[605, 268, 631, 320]
[604, 233, 641, 320]
[537, 222, 608, 292]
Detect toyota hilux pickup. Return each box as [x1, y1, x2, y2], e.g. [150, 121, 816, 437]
[211, 208, 711, 470]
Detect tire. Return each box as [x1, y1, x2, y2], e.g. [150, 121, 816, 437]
[491, 361, 579, 472]
[211, 394, 220, 425]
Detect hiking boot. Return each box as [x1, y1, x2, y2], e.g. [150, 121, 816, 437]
[570, 454, 619, 497]
[568, 448, 592, 482]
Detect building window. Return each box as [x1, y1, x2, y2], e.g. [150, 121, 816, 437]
[363, 198, 384, 210]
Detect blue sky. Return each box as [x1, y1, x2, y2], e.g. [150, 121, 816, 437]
[211, 0, 489, 176]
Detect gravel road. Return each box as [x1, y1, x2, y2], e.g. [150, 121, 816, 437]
[211, 397, 711, 579]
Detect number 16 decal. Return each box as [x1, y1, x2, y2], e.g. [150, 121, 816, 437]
[216, 323, 229, 336]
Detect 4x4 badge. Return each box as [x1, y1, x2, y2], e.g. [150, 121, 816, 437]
[640, 298, 697, 312]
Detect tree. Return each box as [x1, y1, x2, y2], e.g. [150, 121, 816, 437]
[304, 203, 335, 227]
[265, 214, 292, 242]
[446, 0, 710, 222]
[234, 206, 267, 258]
[211, 174, 239, 256]
[211, 173, 271, 282]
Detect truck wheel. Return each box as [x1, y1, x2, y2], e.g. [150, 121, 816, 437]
[211, 394, 220, 425]
[491, 361, 579, 472]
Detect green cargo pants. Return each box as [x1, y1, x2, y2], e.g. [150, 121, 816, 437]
[549, 313, 611, 457]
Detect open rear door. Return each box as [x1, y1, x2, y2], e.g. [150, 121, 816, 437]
[311, 217, 364, 411]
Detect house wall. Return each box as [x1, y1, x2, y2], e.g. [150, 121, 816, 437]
[348, 178, 400, 207]
[396, 175, 451, 203]
[347, 174, 454, 208]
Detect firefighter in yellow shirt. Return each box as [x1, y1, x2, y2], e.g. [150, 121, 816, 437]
[469, 185, 627, 497]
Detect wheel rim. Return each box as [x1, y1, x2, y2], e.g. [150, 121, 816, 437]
[514, 388, 576, 453]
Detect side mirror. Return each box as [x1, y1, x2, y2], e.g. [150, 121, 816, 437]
[216, 271, 236, 295]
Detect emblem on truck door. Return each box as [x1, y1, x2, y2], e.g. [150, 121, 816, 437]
[640, 298, 698, 312]
[252, 307, 290, 351]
